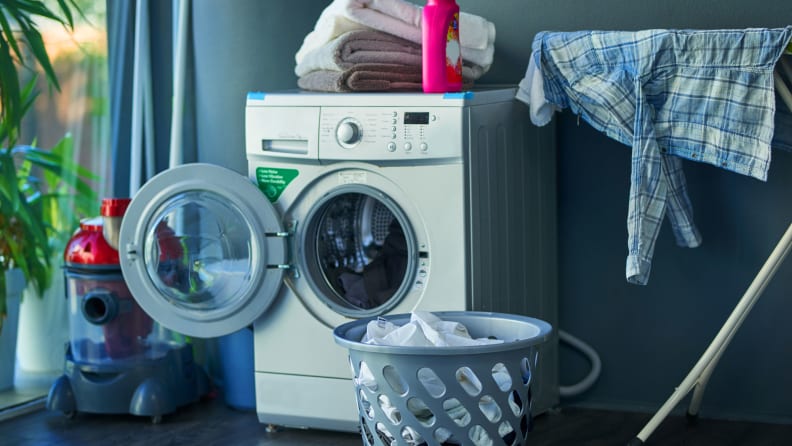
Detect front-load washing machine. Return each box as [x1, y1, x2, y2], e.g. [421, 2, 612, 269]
[118, 87, 558, 432]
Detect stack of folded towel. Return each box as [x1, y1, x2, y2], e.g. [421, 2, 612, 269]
[295, 0, 496, 92]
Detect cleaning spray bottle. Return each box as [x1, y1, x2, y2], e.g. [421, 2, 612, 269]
[422, 0, 462, 93]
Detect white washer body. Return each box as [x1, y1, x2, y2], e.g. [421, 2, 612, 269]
[245, 88, 558, 431]
[118, 87, 558, 433]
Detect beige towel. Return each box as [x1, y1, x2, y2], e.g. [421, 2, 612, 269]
[296, 29, 421, 77]
[298, 64, 422, 92]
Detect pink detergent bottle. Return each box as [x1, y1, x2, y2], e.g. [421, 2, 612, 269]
[422, 0, 462, 93]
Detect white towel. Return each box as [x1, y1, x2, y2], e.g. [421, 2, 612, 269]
[361, 311, 504, 347]
[296, 0, 496, 70]
[515, 53, 560, 126]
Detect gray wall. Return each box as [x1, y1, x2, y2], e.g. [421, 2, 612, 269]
[190, 0, 792, 421]
[192, 0, 330, 173]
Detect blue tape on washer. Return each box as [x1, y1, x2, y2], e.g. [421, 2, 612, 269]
[248, 92, 266, 100]
[442, 91, 474, 100]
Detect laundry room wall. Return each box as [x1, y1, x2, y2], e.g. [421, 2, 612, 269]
[188, 0, 792, 422]
[191, 0, 331, 173]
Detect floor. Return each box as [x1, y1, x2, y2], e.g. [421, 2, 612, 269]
[1, 393, 791, 446]
[0, 369, 54, 422]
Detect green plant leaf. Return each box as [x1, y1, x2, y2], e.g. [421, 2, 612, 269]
[0, 0, 82, 329]
[7, 1, 65, 25]
[0, 35, 22, 146]
[0, 1, 70, 147]
[55, 0, 75, 28]
[18, 146, 97, 200]
[15, 16, 60, 91]
[0, 6, 23, 64]
[0, 151, 21, 211]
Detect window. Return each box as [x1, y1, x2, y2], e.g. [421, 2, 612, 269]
[0, 0, 109, 415]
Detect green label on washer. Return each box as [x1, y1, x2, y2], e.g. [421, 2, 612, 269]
[256, 167, 298, 203]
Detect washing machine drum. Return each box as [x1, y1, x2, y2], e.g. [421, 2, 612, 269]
[304, 192, 415, 315]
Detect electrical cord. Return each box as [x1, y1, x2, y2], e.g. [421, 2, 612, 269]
[558, 329, 602, 397]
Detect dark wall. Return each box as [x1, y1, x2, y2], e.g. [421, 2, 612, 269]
[190, 0, 792, 421]
[192, 0, 330, 173]
[460, 0, 792, 420]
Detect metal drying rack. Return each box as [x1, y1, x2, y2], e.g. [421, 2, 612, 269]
[629, 53, 792, 445]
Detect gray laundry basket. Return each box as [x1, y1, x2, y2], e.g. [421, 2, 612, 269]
[333, 311, 553, 446]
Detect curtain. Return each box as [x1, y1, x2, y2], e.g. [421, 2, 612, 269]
[103, 0, 335, 388]
[15, 3, 114, 379]
[107, 0, 196, 197]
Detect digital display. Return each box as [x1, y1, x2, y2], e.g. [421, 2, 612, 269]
[404, 112, 429, 125]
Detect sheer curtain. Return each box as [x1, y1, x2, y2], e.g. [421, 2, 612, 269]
[11, 0, 198, 400]
[14, 3, 114, 387]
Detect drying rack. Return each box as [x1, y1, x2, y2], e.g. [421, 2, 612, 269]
[628, 53, 792, 445]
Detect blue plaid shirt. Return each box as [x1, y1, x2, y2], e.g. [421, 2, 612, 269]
[521, 27, 792, 285]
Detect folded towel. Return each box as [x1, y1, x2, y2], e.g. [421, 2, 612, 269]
[298, 64, 423, 92]
[296, 29, 421, 77]
[342, 0, 495, 50]
[296, 0, 495, 70]
[296, 29, 487, 81]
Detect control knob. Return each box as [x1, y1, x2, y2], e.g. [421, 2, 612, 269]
[336, 119, 362, 147]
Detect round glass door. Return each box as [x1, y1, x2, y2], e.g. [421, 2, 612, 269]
[120, 164, 286, 338]
[300, 185, 417, 317]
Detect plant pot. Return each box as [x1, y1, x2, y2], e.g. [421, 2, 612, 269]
[0, 269, 25, 391]
[16, 256, 69, 375]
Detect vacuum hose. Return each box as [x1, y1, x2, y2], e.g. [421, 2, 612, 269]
[82, 291, 123, 325]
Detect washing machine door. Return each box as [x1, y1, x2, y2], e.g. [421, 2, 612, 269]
[119, 163, 287, 338]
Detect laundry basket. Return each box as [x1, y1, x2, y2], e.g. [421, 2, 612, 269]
[333, 311, 552, 446]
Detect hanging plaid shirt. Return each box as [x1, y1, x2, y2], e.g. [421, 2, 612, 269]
[520, 27, 792, 285]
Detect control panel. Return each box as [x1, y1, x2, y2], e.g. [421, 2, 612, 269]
[318, 106, 465, 161]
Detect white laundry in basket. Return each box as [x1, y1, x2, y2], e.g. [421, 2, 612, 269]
[362, 311, 505, 347]
[358, 312, 515, 445]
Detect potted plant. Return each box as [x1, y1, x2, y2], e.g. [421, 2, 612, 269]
[0, 0, 95, 387]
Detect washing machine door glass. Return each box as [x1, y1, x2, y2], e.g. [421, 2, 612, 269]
[119, 163, 287, 338]
[301, 186, 418, 317]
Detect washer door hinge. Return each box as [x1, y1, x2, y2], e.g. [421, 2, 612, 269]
[265, 222, 298, 276]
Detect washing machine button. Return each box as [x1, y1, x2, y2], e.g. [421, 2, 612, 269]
[420, 142, 428, 152]
[387, 142, 397, 152]
[404, 142, 412, 152]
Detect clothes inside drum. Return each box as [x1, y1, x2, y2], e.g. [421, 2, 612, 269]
[316, 193, 408, 310]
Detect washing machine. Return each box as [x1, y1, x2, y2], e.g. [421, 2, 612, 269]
[118, 86, 559, 432]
